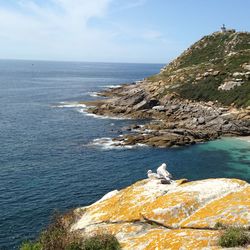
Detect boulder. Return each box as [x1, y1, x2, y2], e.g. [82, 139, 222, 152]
[133, 99, 159, 111]
[203, 72, 210, 77]
[71, 178, 250, 250]
[242, 63, 250, 70]
[233, 72, 244, 77]
[118, 90, 145, 107]
[218, 80, 243, 90]
[152, 105, 166, 112]
[212, 70, 220, 76]
[133, 100, 147, 111]
[197, 116, 205, 125]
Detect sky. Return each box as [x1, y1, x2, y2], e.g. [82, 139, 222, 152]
[0, 0, 249, 63]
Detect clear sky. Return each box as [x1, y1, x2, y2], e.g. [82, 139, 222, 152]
[0, 0, 249, 63]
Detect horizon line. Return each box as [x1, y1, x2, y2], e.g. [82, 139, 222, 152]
[0, 58, 168, 65]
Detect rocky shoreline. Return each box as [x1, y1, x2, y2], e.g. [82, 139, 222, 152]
[81, 31, 250, 148]
[82, 80, 250, 148]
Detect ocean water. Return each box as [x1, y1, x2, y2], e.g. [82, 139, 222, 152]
[0, 60, 249, 249]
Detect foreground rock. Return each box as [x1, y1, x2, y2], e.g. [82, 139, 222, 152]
[71, 178, 250, 249]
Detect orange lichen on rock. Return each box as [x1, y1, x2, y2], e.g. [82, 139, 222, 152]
[71, 178, 249, 249]
[141, 191, 200, 227]
[80, 223, 221, 250]
[73, 179, 186, 230]
[82, 222, 154, 241]
[122, 229, 221, 250]
[181, 186, 250, 229]
[141, 178, 247, 228]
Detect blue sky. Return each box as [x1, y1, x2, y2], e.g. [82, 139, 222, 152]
[0, 0, 249, 63]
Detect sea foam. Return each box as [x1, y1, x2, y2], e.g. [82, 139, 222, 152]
[102, 85, 121, 89]
[54, 102, 87, 108]
[87, 92, 99, 97]
[235, 136, 250, 143]
[77, 109, 130, 120]
[55, 101, 130, 120]
[88, 137, 147, 150]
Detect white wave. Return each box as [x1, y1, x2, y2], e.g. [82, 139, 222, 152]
[135, 80, 143, 84]
[88, 92, 99, 97]
[54, 101, 131, 121]
[143, 129, 155, 133]
[102, 85, 121, 89]
[129, 125, 147, 133]
[91, 137, 130, 150]
[235, 136, 250, 143]
[88, 137, 147, 150]
[137, 143, 148, 147]
[54, 101, 87, 108]
[77, 109, 130, 120]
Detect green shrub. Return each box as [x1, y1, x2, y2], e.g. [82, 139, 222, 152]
[218, 227, 250, 248]
[214, 222, 225, 229]
[65, 241, 85, 250]
[21, 234, 120, 250]
[20, 211, 120, 250]
[20, 241, 42, 250]
[82, 234, 121, 250]
[38, 212, 78, 250]
[175, 76, 250, 107]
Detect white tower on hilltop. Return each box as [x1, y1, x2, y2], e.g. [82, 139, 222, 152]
[221, 24, 226, 33]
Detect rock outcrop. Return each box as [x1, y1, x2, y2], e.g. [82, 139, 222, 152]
[71, 178, 250, 249]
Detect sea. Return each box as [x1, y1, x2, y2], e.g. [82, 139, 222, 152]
[0, 60, 249, 249]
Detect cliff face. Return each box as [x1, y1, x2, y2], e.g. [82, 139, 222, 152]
[71, 178, 250, 249]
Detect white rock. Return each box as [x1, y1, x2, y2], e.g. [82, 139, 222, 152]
[242, 64, 250, 71]
[152, 105, 166, 111]
[218, 81, 243, 91]
[233, 72, 244, 77]
[92, 190, 119, 205]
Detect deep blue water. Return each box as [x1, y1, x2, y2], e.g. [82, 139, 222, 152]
[0, 60, 249, 249]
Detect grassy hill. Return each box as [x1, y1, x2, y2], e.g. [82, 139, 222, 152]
[148, 31, 250, 107]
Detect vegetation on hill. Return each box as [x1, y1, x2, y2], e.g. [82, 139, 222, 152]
[148, 31, 250, 107]
[177, 76, 250, 107]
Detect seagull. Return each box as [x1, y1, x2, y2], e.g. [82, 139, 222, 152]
[157, 163, 172, 180]
[147, 170, 160, 179]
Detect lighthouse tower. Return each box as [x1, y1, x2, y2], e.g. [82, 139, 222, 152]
[221, 24, 226, 33]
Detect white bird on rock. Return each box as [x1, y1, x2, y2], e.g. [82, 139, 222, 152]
[147, 170, 160, 179]
[157, 163, 172, 181]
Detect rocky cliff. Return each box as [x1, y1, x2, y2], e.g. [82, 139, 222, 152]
[71, 178, 250, 249]
[83, 30, 250, 148]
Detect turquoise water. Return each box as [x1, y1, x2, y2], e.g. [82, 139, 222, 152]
[0, 60, 249, 249]
[199, 137, 250, 180]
